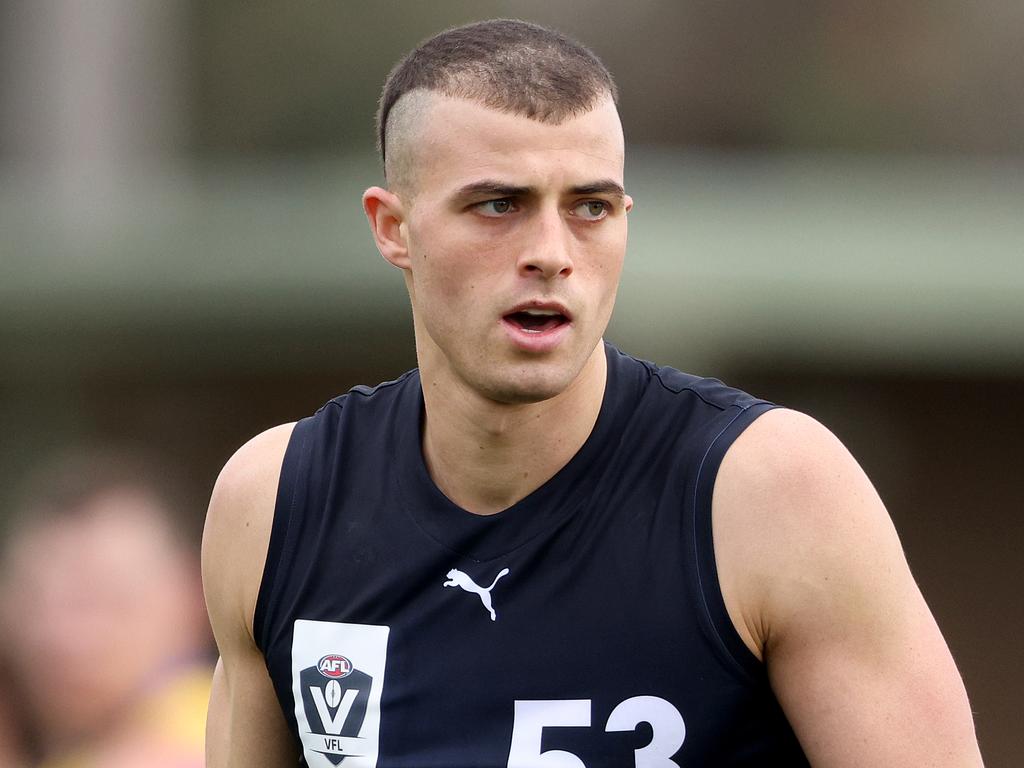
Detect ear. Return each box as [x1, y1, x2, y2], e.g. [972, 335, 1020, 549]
[362, 186, 410, 269]
[623, 194, 634, 213]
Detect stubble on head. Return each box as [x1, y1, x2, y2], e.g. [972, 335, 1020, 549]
[381, 89, 437, 201]
[375, 19, 620, 199]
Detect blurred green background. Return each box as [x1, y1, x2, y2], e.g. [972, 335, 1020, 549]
[1, 1, 1021, 763]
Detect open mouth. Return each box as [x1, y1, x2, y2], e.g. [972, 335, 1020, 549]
[504, 308, 569, 334]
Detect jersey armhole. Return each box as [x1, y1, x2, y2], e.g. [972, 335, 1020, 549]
[253, 417, 313, 654]
[692, 401, 780, 683]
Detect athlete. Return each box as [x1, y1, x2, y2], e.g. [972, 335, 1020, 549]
[203, 19, 984, 767]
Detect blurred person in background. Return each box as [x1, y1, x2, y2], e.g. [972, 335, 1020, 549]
[0, 662, 29, 768]
[0, 449, 212, 768]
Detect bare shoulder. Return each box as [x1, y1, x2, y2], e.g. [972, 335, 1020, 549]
[210, 422, 297, 513]
[715, 406, 872, 515]
[202, 422, 296, 646]
[713, 410, 887, 602]
[713, 407, 915, 659]
[203, 422, 299, 767]
[712, 408, 983, 765]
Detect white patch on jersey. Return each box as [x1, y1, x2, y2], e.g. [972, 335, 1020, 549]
[292, 619, 390, 768]
[443, 567, 510, 621]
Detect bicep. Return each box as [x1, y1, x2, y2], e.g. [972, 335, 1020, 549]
[207, 653, 296, 768]
[714, 409, 982, 767]
[765, 518, 979, 766]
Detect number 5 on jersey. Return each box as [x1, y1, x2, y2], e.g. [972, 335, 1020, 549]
[507, 696, 685, 768]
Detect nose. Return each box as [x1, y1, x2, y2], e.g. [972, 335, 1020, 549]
[517, 206, 573, 279]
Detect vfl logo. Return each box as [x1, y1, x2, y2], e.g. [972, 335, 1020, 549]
[292, 620, 389, 768]
[443, 567, 510, 621]
[298, 654, 373, 765]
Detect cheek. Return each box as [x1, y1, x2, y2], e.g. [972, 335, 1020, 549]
[595, 237, 626, 273]
[413, 253, 464, 311]
[579, 230, 626, 283]
[605, 225, 628, 273]
[410, 228, 503, 304]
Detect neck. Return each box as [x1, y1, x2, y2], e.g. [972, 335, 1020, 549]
[420, 344, 607, 515]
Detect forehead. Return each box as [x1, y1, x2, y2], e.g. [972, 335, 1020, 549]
[409, 95, 626, 194]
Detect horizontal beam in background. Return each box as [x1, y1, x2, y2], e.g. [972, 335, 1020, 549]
[1, 150, 1022, 378]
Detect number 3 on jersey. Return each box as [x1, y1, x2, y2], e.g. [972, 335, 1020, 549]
[507, 696, 685, 767]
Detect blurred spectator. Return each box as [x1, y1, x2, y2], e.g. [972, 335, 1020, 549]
[0, 662, 29, 768]
[0, 449, 211, 768]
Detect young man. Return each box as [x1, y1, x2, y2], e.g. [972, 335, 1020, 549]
[203, 19, 983, 767]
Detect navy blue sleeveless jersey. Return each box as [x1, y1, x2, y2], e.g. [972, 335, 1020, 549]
[254, 343, 809, 767]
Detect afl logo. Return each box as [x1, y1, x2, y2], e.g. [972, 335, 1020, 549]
[317, 654, 353, 679]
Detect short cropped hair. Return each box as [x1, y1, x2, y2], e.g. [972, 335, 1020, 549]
[376, 19, 618, 168]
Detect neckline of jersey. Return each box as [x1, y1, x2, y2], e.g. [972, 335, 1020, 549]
[393, 342, 640, 562]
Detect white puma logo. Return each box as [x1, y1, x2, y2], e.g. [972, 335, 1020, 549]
[443, 567, 510, 621]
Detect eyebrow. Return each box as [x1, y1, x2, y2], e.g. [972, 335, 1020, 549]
[454, 181, 532, 199]
[568, 180, 626, 198]
[452, 178, 626, 201]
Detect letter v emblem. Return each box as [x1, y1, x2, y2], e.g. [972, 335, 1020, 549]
[310, 686, 359, 735]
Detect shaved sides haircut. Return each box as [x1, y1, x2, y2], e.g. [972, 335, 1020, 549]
[376, 19, 618, 189]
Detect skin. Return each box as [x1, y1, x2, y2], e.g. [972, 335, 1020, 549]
[203, 93, 983, 766]
[365, 94, 632, 512]
[714, 410, 983, 766]
[203, 423, 297, 768]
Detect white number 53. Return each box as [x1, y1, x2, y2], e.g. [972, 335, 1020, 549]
[507, 696, 685, 767]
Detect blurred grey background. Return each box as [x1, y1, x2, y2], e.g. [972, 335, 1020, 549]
[1, 1, 1021, 763]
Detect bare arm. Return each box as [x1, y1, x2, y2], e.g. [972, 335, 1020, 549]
[713, 409, 983, 767]
[202, 423, 298, 768]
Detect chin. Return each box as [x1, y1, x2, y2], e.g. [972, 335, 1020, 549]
[475, 364, 578, 405]
[486, 385, 562, 406]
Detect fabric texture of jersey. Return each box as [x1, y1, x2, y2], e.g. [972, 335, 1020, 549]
[254, 343, 809, 766]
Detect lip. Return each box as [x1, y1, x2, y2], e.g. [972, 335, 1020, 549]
[503, 300, 573, 322]
[500, 300, 574, 353]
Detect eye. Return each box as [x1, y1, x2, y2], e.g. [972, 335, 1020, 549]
[475, 199, 515, 217]
[573, 200, 610, 221]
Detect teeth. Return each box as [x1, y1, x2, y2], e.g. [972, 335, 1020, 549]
[520, 308, 560, 316]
